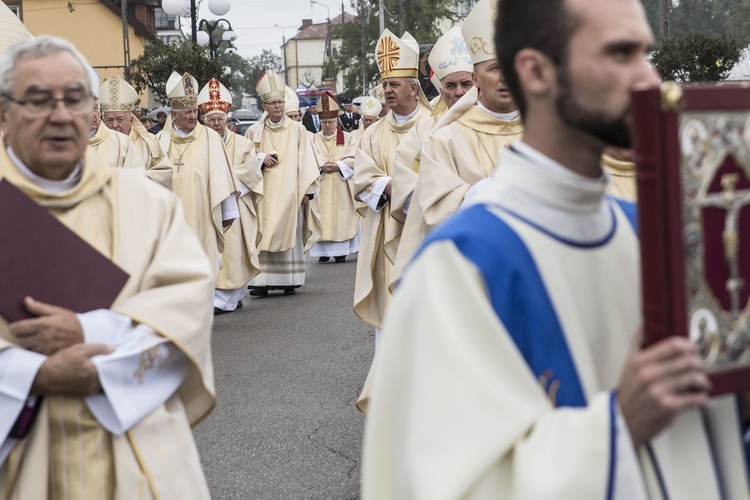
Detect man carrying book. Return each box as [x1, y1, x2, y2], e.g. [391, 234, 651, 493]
[362, 0, 750, 498]
[0, 36, 215, 499]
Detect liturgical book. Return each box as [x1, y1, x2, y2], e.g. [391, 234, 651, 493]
[631, 83, 750, 395]
[0, 179, 129, 323]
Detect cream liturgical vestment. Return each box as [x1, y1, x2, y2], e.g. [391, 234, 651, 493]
[0, 146, 215, 499]
[390, 104, 523, 289]
[363, 143, 750, 500]
[310, 130, 360, 257]
[602, 152, 637, 202]
[215, 131, 264, 290]
[88, 121, 145, 174]
[128, 114, 173, 190]
[353, 104, 431, 328]
[158, 122, 237, 275]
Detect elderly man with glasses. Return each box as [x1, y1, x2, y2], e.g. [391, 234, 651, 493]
[0, 35, 215, 499]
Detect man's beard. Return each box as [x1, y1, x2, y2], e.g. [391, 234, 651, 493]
[556, 67, 631, 148]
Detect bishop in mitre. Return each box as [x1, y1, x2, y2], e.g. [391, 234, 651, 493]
[351, 96, 382, 143]
[246, 70, 321, 296]
[87, 68, 145, 173]
[385, 26, 475, 262]
[99, 75, 173, 189]
[309, 92, 360, 263]
[198, 78, 264, 313]
[353, 29, 431, 343]
[157, 71, 238, 276]
[390, 0, 524, 290]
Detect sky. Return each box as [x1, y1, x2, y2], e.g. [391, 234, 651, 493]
[181, 0, 357, 60]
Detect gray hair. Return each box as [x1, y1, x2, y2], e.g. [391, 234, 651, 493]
[0, 35, 92, 104]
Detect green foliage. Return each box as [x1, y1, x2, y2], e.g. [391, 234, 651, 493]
[651, 32, 743, 82]
[129, 40, 228, 105]
[641, 0, 750, 47]
[244, 50, 283, 98]
[327, 0, 463, 96]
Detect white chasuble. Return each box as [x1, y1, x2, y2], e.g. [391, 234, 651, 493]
[128, 115, 174, 190]
[215, 131, 264, 290]
[390, 105, 523, 290]
[88, 121, 145, 174]
[362, 144, 750, 500]
[158, 122, 237, 275]
[0, 145, 215, 499]
[352, 105, 431, 328]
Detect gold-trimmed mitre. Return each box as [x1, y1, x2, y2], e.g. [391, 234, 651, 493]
[198, 78, 232, 116]
[359, 96, 382, 118]
[166, 71, 199, 109]
[370, 84, 386, 105]
[429, 26, 473, 82]
[377, 29, 419, 79]
[284, 86, 300, 114]
[318, 91, 340, 120]
[99, 75, 138, 113]
[461, 0, 497, 65]
[256, 70, 285, 103]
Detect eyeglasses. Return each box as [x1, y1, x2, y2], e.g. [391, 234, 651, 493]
[2, 91, 94, 117]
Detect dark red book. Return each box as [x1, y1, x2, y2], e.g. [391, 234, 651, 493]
[631, 83, 750, 395]
[0, 179, 130, 323]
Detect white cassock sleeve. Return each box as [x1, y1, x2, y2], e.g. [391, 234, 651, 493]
[79, 309, 191, 436]
[357, 176, 391, 212]
[220, 194, 240, 222]
[401, 192, 413, 215]
[0, 348, 46, 465]
[337, 161, 354, 181]
[237, 179, 252, 197]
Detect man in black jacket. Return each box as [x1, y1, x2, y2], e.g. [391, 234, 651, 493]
[338, 98, 360, 132]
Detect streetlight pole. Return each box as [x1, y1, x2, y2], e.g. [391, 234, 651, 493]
[274, 24, 292, 86]
[198, 18, 236, 58]
[311, 0, 331, 58]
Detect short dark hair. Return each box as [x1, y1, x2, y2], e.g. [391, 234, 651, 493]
[496, 0, 581, 117]
[157, 111, 167, 119]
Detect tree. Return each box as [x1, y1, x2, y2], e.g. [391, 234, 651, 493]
[327, 0, 464, 97]
[651, 32, 743, 83]
[244, 50, 283, 98]
[129, 40, 228, 105]
[642, 0, 750, 47]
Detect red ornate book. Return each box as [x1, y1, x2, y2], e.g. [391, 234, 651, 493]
[0, 179, 130, 323]
[632, 83, 750, 395]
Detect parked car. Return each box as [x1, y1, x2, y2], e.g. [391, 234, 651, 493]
[234, 119, 257, 137]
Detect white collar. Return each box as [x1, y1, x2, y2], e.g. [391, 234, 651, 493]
[7, 146, 83, 193]
[173, 124, 191, 138]
[477, 101, 520, 121]
[393, 104, 419, 125]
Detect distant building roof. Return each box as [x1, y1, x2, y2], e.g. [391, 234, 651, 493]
[726, 48, 750, 81]
[290, 12, 356, 41]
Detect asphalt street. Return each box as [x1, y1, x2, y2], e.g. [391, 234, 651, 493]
[193, 254, 373, 499]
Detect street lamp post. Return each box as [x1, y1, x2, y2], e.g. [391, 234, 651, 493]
[161, 0, 231, 44]
[310, 0, 331, 58]
[274, 24, 293, 86]
[198, 18, 237, 58]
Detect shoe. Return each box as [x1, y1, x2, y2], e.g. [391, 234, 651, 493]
[214, 307, 227, 315]
[249, 288, 269, 297]
[283, 288, 296, 295]
[334, 256, 346, 263]
[318, 257, 330, 263]
[236, 300, 243, 309]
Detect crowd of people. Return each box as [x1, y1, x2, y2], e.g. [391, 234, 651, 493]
[1, 0, 749, 497]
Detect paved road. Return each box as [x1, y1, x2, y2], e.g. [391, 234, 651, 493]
[193, 254, 373, 499]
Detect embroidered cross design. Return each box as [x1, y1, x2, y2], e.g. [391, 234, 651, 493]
[378, 36, 400, 74]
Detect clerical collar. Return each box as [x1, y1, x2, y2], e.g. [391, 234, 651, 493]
[322, 133, 336, 139]
[393, 104, 419, 125]
[7, 147, 83, 193]
[477, 102, 520, 121]
[173, 124, 190, 138]
[268, 115, 285, 128]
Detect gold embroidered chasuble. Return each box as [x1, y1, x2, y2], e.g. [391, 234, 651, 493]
[0, 144, 215, 499]
[352, 105, 431, 329]
[248, 117, 321, 253]
[390, 105, 523, 290]
[128, 115, 173, 190]
[157, 122, 237, 275]
[312, 131, 359, 242]
[602, 152, 637, 202]
[215, 131, 264, 289]
[88, 121, 145, 174]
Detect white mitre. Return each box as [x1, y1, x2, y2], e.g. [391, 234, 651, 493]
[429, 26, 473, 82]
[166, 71, 199, 109]
[100, 75, 138, 113]
[256, 70, 285, 103]
[197, 77, 232, 116]
[462, 0, 498, 65]
[0, 2, 32, 56]
[284, 86, 300, 115]
[359, 96, 382, 118]
[376, 28, 419, 79]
